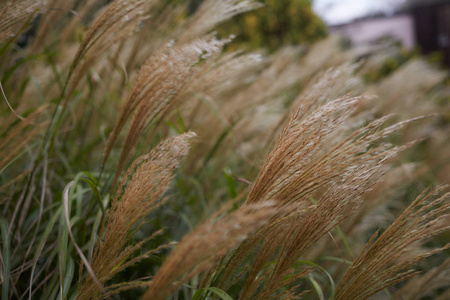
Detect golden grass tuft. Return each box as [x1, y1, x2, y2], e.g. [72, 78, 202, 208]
[0, 0, 44, 41]
[213, 93, 430, 298]
[142, 201, 279, 300]
[67, 0, 154, 97]
[77, 132, 195, 299]
[103, 37, 231, 186]
[335, 187, 450, 300]
[394, 257, 450, 299]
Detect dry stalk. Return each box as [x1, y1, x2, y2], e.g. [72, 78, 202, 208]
[0, 106, 47, 170]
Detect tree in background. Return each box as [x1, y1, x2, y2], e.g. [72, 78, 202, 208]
[218, 0, 327, 51]
[161, 0, 327, 51]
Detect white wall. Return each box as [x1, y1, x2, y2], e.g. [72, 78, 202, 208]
[330, 14, 416, 48]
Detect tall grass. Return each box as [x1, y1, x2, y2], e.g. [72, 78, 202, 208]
[1, 0, 449, 299]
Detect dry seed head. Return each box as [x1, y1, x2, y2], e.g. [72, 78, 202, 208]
[104, 37, 230, 184]
[394, 257, 450, 299]
[291, 62, 362, 122]
[72, 0, 150, 66]
[335, 187, 450, 300]
[172, 50, 267, 158]
[143, 201, 278, 300]
[184, 51, 265, 105]
[237, 163, 386, 299]
[342, 162, 423, 235]
[225, 46, 304, 116]
[246, 95, 361, 205]
[67, 0, 153, 97]
[217, 93, 425, 297]
[77, 132, 195, 299]
[0, 0, 45, 41]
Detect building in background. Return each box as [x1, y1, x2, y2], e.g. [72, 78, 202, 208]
[329, 0, 450, 67]
[412, 0, 450, 67]
[330, 14, 415, 48]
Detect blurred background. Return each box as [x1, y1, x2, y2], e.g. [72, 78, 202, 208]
[314, 0, 450, 67]
[190, 0, 450, 69]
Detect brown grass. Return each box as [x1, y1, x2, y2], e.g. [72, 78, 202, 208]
[77, 132, 195, 299]
[142, 201, 279, 300]
[67, 0, 153, 98]
[102, 37, 231, 187]
[1, 1, 449, 299]
[0, 0, 43, 42]
[336, 187, 450, 300]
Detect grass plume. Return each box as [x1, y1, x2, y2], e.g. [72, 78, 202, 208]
[336, 187, 450, 300]
[103, 37, 231, 187]
[143, 201, 278, 300]
[77, 132, 195, 299]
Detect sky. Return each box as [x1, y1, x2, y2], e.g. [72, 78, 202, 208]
[312, 0, 406, 25]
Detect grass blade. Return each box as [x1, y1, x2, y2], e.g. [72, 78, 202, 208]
[296, 260, 336, 300]
[308, 274, 325, 300]
[62, 180, 104, 294]
[29, 207, 62, 300]
[223, 169, 237, 199]
[193, 287, 234, 300]
[0, 218, 11, 300]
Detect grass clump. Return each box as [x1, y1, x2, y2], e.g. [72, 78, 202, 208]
[1, 0, 449, 299]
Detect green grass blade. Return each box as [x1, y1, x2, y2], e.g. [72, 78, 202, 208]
[192, 289, 203, 300]
[68, 173, 104, 215]
[206, 287, 233, 300]
[202, 120, 238, 169]
[2, 53, 43, 84]
[320, 256, 354, 265]
[296, 260, 335, 300]
[0, 142, 39, 176]
[335, 226, 354, 257]
[195, 94, 230, 129]
[88, 208, 104, 261]
[308, 274, 325, 300]
[29, 207, 62, 299]
[63, 180, 104, 293]
[31, 77, 46, 104]
[223, 169, 237, 199]
[78, 178, 104, 215]
[59, 203, 70, 298]
[193, 287, 233, 300]
[0, 218, 11, 300]
[59, 257, 75, 300]
[166, 110, 187, 134]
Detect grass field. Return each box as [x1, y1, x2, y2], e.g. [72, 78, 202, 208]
[1, 1, 449, 299]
